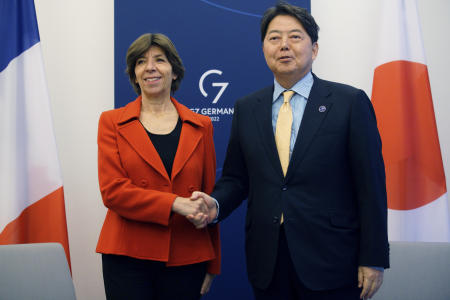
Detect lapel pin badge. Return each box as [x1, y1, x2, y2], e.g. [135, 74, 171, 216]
[318, 105, 326, 113]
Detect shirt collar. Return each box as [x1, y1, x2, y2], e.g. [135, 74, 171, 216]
[272, 71, 314, 103]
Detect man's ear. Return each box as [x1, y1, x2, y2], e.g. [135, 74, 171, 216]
[312, 42, 319, 60]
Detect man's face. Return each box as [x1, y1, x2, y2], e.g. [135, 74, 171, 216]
[263, 14, 318, 87]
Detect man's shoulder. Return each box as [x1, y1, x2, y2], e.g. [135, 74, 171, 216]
[235, 85, 274, 106]
[314, 76, 362, 95]
[312, 75, 370, 104]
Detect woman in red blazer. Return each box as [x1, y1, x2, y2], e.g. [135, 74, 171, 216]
[96, 33, 220, 300]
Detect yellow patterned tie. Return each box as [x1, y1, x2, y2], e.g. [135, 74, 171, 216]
[276, 90, 294, 224]
[275, 90, 294, 176]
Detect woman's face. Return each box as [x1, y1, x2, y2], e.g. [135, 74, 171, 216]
[134, 46, 176, 99]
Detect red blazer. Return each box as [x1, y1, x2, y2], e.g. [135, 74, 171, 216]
[96, 96, 220, 274]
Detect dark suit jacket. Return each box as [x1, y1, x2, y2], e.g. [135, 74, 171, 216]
[96, 96, 220, 274]
[212, 74, 389, 290]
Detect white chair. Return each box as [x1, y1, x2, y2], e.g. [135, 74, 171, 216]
[0, 243, 76, 300]
[373, 241, 450, 300]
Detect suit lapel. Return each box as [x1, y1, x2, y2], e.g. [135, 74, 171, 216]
[116, 97, 204, 181]
[171, 98, 203, 180]
[117, 98, 169, 180]
[287, 76, 333, 179]
[252, 86, 284, 176]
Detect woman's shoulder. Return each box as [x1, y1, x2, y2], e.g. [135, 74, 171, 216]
[172, 97, 212, 128]
[100, 106, 124, 117]
[100, 97, 141, 124]
[188, 109, 213, 129]
[192, 110, 212, 125]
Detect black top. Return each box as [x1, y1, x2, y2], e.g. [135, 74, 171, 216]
[145, 118, 182, 178]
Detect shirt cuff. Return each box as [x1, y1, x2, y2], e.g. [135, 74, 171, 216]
[211, 197, 220, 224]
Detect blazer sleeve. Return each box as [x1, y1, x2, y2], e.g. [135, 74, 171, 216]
[349, 90, 389, 268]
[202, 120, 221, 274]
[97, 111, 175, 226]
[212, 99, 250, 221]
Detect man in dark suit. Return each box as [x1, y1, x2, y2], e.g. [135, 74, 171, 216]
[189, 2, 389, 299]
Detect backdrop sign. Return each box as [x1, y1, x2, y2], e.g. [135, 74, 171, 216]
[115, 1, 310, 298]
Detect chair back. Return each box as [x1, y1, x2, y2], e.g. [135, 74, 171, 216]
[0, 243, 76, 300]
[373, 241, 450, 300]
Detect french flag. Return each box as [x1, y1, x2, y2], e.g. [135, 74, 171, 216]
[0, 0, 71, 263]
[371, 0, 450, 242]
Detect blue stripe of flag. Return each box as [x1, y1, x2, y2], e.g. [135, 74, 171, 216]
[0, 0, 40, 73]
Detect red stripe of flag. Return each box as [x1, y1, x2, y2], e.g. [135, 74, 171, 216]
[0, 187, 71, 268]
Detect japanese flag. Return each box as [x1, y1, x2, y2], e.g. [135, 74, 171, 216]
[371, 0, 450, 242]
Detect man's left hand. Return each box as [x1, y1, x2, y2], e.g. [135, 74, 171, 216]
[358, 266, 384, 299]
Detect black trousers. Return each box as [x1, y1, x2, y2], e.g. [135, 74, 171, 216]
[102, 254, 206, 300]
[253, 226, 361, 300]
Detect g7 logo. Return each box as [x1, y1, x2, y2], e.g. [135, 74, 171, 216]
[199, 69, 229, 104]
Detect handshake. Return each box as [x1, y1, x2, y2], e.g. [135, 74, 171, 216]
[171, 191, 218, 229]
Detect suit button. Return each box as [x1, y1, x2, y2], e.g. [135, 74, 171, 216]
[272, 216, 279, 224]
[188, 185, 195, 193]
[139, 179, 148, 187]
[281, 186, 287, 191]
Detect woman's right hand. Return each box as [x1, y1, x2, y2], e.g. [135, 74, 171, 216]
[171, 196, 208, 217]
